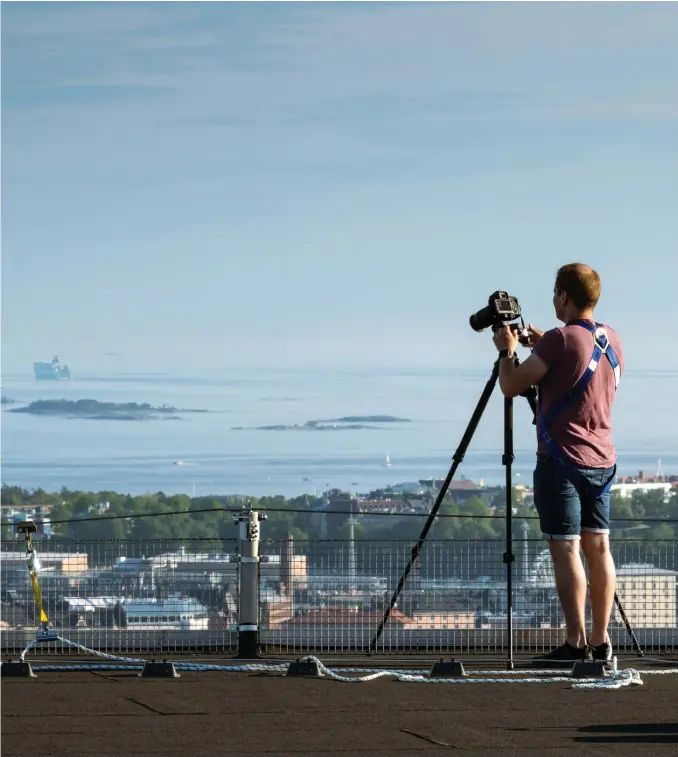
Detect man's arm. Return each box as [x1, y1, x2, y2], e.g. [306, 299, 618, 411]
[498, 353, 548, 398]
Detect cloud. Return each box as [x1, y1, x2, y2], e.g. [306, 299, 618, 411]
[2, 3, 677, 192]
[2, 2, 210, 38]
[7, 3, 676, 107]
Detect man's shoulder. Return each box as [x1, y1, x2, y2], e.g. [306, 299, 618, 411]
[562, 320, 619, 333]
[600, 323, 624, 361]
[564, 321, 622, 345]
[532, 327, 565, 366]
[540, 326, 567, 345]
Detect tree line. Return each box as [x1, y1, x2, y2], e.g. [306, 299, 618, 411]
[1, 483, 675, 545]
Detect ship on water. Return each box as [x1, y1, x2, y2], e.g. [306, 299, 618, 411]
[33, 356, 71, 380]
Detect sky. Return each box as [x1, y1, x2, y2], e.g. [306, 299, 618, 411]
[2, 1, 677, 374]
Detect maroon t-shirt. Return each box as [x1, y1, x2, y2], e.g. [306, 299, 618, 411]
[532, 321, 624, 468]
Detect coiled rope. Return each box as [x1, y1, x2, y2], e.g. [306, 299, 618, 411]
[8, 634, 677, 690]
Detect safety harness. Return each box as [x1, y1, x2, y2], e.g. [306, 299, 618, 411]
[536, 320, 621, 501]
[17, 521, 50, 632]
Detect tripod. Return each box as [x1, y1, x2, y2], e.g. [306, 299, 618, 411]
[368, 356, 642, 666]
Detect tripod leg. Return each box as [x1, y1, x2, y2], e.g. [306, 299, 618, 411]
[614, 590, 644, 656]
[503, 395, 515, 670]
[368, 360, 501, 654]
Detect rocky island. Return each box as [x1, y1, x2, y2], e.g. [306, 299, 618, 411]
[9, 399, 207, 421]
[232, 415, 412, 431]
[308, 415, 411, 424]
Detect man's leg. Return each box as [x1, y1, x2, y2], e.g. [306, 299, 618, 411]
[578, 465, 617, 651]
[581, 532, 616, 647]
[533, 455, 589, 657]
[548, 538, 588, 647]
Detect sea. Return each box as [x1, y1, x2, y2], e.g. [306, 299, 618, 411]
[1, 367, 676, 498]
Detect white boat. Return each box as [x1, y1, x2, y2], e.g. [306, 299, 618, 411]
[383, 454, 391, 468]
[122, 597, 210, 631]
[33, 356, 71, 380]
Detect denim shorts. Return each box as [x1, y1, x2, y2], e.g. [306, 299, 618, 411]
[533, 454, 616, 540]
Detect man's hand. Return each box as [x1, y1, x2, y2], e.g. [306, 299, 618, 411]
[527, 324, 544, 348]
[492, 324, 519, 353]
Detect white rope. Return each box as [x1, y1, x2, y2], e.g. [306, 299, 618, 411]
[18, 634, 287, 672]
[571, 669, 643, 691]
[334, 666, 572, 676]
[17, 634, 677, 690]
[21, 635, 147, 664]
[301, 657, 642, 689]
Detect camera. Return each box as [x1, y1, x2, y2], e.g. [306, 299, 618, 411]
[469, 291, 529, 346]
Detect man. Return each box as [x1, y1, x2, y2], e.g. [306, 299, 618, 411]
[492, 263, 623, 662]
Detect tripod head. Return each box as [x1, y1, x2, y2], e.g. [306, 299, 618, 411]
[520, 383, 538, 417]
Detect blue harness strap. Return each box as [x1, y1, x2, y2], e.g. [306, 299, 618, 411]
[537, 320, 621, 501]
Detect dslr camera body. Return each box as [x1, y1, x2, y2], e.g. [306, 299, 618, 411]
[469, 291, 529, 347]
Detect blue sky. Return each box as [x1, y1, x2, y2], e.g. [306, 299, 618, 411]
[2, 2, 677, 374]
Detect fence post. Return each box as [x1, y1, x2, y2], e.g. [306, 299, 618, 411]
[235, 508, 265, 658]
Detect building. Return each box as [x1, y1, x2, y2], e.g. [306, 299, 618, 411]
[2, 506, 54, 538]
[513, 485, 534, 506]
[401, 611, 476, 630]
[357, 498, 415, 515]
[615, 464, 677, 485]
[417, 478, 503, 506]
[115, 547, 308, 592]
[260, 598, 294, 629]
[611, 482, 674, 501]
[0, 551, 88, 573]
[280, 608, 409, 628]
[614, 563, 677, 628]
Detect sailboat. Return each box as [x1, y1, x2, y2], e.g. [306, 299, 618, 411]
[383, 454, 391, 468]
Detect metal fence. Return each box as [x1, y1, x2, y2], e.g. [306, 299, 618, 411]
[1, 533, 677, 657]
[0, 538, 239, 655]
[259, 536, 678, 656]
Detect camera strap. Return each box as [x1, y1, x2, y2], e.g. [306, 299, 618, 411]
[537, 320, 621, 500]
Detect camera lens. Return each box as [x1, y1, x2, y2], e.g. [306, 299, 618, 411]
[469, 306, 493, 332]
